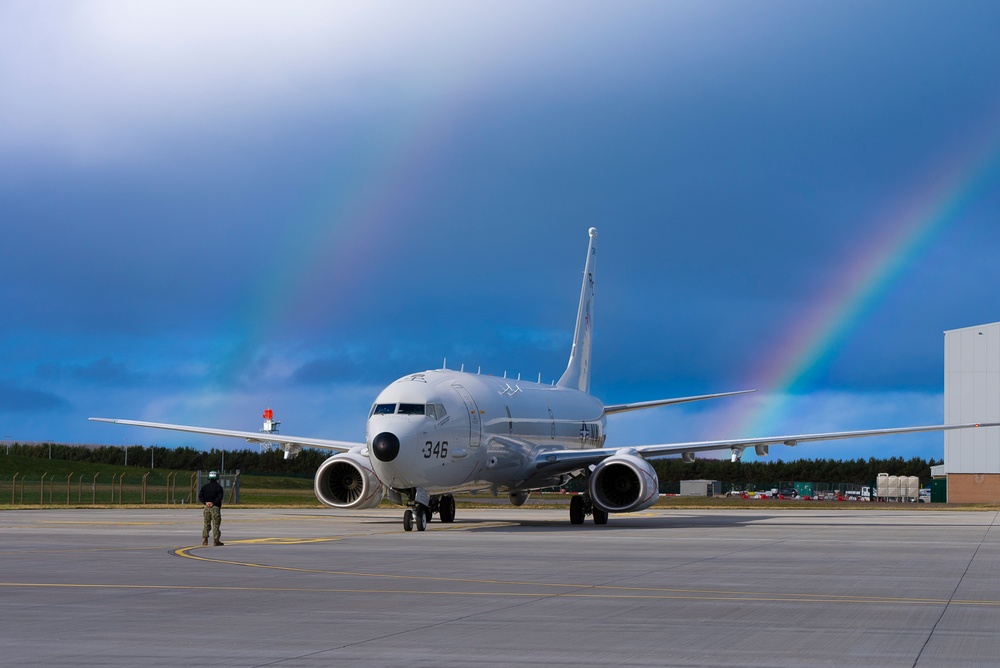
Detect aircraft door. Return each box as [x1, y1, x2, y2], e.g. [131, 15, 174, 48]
[452, 383, 482, 447]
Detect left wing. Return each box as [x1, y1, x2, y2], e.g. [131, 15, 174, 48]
[603, 389, 754, 415]
[534, 422, 999, 476]
[88, 417, 362, 453]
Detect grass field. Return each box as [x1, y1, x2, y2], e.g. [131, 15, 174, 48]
[0, 455, 318, 508]
[2, 454, 995, 510]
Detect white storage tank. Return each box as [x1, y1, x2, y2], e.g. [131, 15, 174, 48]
[876, 473, 890, 499]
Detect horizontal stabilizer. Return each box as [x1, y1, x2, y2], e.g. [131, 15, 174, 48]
[604, 389, 755, 415]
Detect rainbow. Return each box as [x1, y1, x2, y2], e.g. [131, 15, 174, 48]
[212, 104, 464, 386]
[719, 118, 1000, 442]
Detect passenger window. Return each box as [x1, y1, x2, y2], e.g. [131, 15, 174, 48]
[372, 404, 396, 415]
[398, 403, 425, 415]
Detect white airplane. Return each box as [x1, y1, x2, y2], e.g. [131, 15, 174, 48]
[91, 228, 996, 530]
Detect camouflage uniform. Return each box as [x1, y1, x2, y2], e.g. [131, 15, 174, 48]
[202, 504, 222, 541]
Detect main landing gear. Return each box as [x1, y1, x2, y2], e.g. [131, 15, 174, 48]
[569, 493, 608, 526]
[402, 493, 456, 532]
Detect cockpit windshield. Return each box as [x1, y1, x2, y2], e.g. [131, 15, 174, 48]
[370, 403, 447, 418]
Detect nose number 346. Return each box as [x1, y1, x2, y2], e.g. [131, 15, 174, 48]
[423, 441, 448, 458]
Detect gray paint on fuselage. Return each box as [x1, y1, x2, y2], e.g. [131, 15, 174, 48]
[365, 368, 607, 495]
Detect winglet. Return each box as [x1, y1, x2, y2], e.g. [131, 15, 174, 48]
[558, 228, 597, 393]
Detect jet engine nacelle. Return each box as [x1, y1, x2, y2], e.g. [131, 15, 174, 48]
[314, 451, 385, 510]
[589, 452, 659, 513]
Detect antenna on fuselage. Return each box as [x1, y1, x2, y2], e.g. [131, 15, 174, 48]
[443, 358, 447, 370]
[460, 363, 465, 372]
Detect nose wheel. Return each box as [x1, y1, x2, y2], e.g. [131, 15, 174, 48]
[403, 505, 429, 532]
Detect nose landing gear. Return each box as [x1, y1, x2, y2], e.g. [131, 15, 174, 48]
[401, 493, 456, 531]
[403, 506, 428, 532]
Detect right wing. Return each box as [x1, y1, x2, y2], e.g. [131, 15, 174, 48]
[89, 417, 362, 453]
[533, 421, 999, 477]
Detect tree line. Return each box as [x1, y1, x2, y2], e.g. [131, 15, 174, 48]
[4, 443, 326, 476]
[651, 455, 940, 487]
[5, 442, 941, 484]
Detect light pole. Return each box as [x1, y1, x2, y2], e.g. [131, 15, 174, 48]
[4, 435, 10, 455]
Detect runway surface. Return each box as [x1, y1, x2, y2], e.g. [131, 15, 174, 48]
[3, 506, 1000, 667]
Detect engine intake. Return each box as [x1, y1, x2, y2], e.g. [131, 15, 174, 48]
[589, 453, 659, 513]
[314, 451, 385, 510]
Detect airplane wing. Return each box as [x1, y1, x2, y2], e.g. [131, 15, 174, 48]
[88, 417, 362, 453]
[603, 389, 755, 415]
[533, 422, 1000, 476]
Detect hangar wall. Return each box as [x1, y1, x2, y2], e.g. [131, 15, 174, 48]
[944, 322, 1000, 503]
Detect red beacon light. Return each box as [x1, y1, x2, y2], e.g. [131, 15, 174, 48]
[261, 408, 280, 437]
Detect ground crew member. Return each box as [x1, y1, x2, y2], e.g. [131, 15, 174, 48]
[198, 470, 224, 546]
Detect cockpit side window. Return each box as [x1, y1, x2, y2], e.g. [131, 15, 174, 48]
[372, 403, 396, 416]
[434, 404, 447, 419]
[398, 403, 425, 416]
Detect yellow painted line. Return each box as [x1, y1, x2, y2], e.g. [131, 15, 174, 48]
[0, 581, 997, 606]
[170, 543, 999, 607]
[228, 537, 345, 545]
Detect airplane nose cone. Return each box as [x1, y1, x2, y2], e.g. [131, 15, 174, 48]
[371, 432, 400, 462]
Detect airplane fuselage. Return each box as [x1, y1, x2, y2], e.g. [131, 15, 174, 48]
[366, 369, 606, 495]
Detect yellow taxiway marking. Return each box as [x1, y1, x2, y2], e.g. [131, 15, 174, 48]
[0, 580, 998, 607]
[167, 542, 1000, 608]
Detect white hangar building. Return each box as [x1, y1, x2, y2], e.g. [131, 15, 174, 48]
[940, 321, 1000, 502]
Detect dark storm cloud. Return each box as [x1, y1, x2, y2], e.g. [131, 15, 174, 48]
[2, 2, 1000, 450]
[36, 357, 147, 386]
[0, 382, 71, 413]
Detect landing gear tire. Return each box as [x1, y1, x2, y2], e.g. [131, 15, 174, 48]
[593, 507, 609, 525]
[403, 509, 414, 532]
[569, 495, 585, 525]
[415, 505, 428, 532]
[439, 494, 456, 523]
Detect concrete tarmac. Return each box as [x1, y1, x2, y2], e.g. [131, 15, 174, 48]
[2, 506, 1000, 667]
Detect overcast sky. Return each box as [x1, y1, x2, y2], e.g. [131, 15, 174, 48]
[3, 1, 1000, 462]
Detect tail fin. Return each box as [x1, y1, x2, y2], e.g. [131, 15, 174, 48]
[557, 228, 597, 393]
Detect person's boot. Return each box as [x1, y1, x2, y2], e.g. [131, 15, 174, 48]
[202, 537, 208, 546]
[214, 539, 224, 546]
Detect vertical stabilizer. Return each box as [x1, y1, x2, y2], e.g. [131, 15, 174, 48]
[557, 228, 597, 393]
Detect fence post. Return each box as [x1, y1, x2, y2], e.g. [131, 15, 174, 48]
[141, 472, 149, 504]
[92, 473, 99, 505]
[117, 473, 124, 505]
[66, 473, 74, 505]
[39, 472, 48, 506]
[189, 473, 197, 504]
[11, 473, 18, 505]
